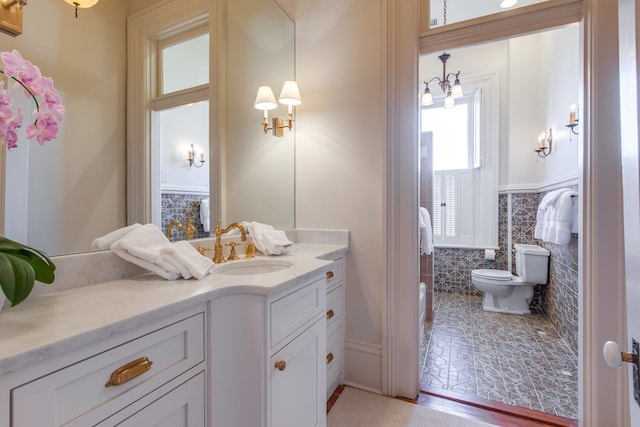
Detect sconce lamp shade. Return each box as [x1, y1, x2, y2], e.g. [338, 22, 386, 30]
[278, 81, 302, 106]
[444, 93, 455, 109]
[64, 0, 100, 7]
[451, 78, 463, 98]
[421, 86, 433, 106]
[255, 86, 277, 111]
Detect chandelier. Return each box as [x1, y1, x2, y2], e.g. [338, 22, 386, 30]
[421, 52, 463, 108]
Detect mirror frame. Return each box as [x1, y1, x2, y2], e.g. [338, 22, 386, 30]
[127, 1, 213, 226]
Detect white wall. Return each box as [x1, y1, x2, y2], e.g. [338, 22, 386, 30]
[159, 101, 209, 193]
[295, 0, 386, 392]
[420, 25, 580, 192]
[506, 25, 581, 189]
[0, 0, 128, 255]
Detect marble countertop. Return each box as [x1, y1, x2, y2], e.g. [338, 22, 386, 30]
[0, 242, 348, 376]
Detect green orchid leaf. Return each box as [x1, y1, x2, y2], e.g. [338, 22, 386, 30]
[0, 236, 56, 306]
[0, 252, 36, 306]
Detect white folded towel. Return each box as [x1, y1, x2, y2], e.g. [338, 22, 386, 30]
[542, 190, 577, 245]
[91, 223, 143, 251]
[534, 189, 570, 240]
[200, 198, 210, 233]
[418, 206, 434, 255]
[248, 221, 293, 255]
[160, 241, 215, 280]
[111, 224, 181, 280]
[534, 188, 578, 245]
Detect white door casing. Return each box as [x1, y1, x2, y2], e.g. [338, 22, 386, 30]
[618, 0, 640, 423]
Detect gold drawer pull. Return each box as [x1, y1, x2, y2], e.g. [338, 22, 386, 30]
[326, 309, 335, 320]
[105, 357, 153, 387]
[326, 352, 334, 365]
[275, 360, 287, 371]
[326, 271, 335, 280]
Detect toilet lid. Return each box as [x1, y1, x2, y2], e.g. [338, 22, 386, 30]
[472, 269, 513, 281]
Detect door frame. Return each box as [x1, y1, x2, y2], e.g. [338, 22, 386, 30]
[386, 0, 628, 424]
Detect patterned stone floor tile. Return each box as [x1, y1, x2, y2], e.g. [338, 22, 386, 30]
[420, 292, 577, 420]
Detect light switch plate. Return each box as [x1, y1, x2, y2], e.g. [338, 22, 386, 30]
[0, 4, 23, 37]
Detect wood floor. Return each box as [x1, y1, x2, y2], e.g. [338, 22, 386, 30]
[328, 384, 579, 427]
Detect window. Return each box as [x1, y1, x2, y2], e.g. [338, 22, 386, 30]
[421, 81, 497, 248]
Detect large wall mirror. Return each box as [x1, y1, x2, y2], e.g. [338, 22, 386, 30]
[0, 0, 295, 256]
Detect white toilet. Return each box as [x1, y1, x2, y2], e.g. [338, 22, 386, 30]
[471, 243, 550, 314]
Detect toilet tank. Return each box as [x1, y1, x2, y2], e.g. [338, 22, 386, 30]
[514, 244, 550, 284]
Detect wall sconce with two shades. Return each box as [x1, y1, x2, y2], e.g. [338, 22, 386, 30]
[254, 81, 301, 137]
[187, 144, 205, 169]
[1, 0, 98, 36]
[534, 129, 553, 158]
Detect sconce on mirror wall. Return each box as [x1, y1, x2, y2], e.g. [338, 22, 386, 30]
[64, 0, 99, 18]
[0, 0, 26, 36]
[0, 0, 99, 36]
[187, 144, 205, 169]
[534, 129, 553, 158]
[254, 81, 301, 137]
[566, 103, 579, 140]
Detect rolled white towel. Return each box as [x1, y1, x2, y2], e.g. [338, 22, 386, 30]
[418, 207, 434, 255]
[111, 224, 181, 280]
[248, 221, 293, 255]
[91, 223, 143, 251]
[200, 198, 210, 233]
[160, 241, 215, 280]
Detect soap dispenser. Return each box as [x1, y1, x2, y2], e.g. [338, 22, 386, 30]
[245, 236, 255, 258]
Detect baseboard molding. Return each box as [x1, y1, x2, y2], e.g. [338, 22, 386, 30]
[344, 338, 383, 394]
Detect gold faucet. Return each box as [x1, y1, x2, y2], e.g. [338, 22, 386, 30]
[166, 218, 196, 240]
[213, 219, 247, 263]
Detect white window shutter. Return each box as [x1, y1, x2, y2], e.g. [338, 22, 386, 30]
[432, 174, 442, 238]
[456, 169, 474, 245]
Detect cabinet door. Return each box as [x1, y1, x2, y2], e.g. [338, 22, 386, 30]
[270, 320, 326, 427]
[105, 372, 205, 427]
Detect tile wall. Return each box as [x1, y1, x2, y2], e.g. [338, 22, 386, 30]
[432, 192, 579, 358]
[161, 193, 210, 241]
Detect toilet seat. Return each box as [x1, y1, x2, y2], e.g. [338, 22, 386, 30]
[471, 269, 513, 281]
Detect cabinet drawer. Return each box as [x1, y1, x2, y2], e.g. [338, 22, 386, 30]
[98, 371, 205, 427]
[325, 258, 343, 289]
[12, 312, 205, 427]
[270, 277, 325, 349]
[326, 283, 344, 333]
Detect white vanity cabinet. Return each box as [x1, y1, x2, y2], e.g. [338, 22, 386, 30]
[6, 305, 206, 427]
[210, 272, 328, 427]
[325, 256, 345, 400]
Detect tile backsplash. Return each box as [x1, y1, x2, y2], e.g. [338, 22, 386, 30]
[432, 191, 579, 358]
[161, 192, 209, 241]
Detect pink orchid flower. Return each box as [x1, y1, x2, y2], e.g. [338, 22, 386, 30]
[26, 114, 58, 145]
[0, 50, 64, 149]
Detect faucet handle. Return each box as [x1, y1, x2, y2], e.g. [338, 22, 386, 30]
[197, 246, 212, 256]
[226, 242, 240, 260]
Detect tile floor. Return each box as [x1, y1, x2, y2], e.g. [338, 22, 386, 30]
[420, 292, 578, 420]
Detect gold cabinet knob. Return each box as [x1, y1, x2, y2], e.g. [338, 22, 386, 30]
[275, 360, 287, 371]
[326, 271, 334, 280]
[326, 352, 334, 365]
[326, 309, 335, 320]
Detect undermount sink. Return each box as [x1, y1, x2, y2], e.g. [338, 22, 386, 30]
[215, 258, 293, 275]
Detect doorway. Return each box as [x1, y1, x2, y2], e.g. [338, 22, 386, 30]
[418, 25, 580, 419]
